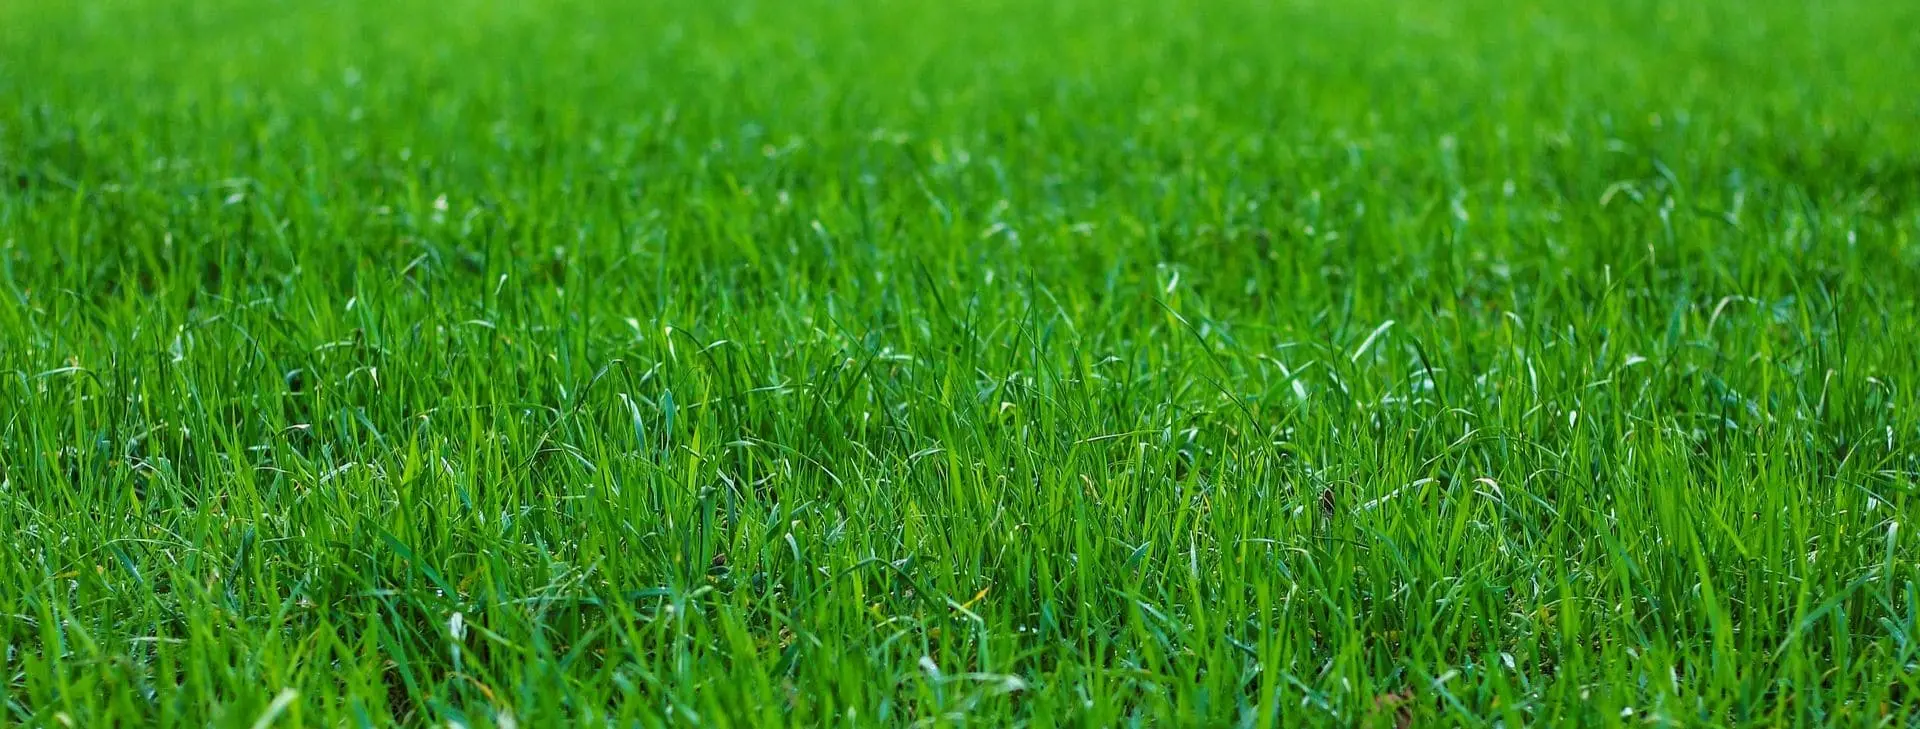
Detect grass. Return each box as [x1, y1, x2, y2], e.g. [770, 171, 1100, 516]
[3, 0, 1920, 725]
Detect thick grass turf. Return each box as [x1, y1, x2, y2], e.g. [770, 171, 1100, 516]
[4, 0, 1920, 725]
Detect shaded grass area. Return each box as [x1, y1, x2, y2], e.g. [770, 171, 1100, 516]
[3, 0, 1920, 725]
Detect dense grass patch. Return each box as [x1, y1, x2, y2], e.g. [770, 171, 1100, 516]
[4, 0, 1920, 725]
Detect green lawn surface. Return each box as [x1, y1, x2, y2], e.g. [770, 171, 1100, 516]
[3, 0, 1920, 725]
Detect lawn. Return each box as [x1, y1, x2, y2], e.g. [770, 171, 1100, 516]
[3, 0, 1919, 725]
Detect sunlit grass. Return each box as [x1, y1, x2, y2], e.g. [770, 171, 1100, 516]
[3, 0, 1919, 725]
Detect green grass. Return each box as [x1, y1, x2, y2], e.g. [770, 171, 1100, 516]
[3, 0, 1920, 725]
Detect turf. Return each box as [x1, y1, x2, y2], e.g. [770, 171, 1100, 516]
[3, 0, 1920, 725]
